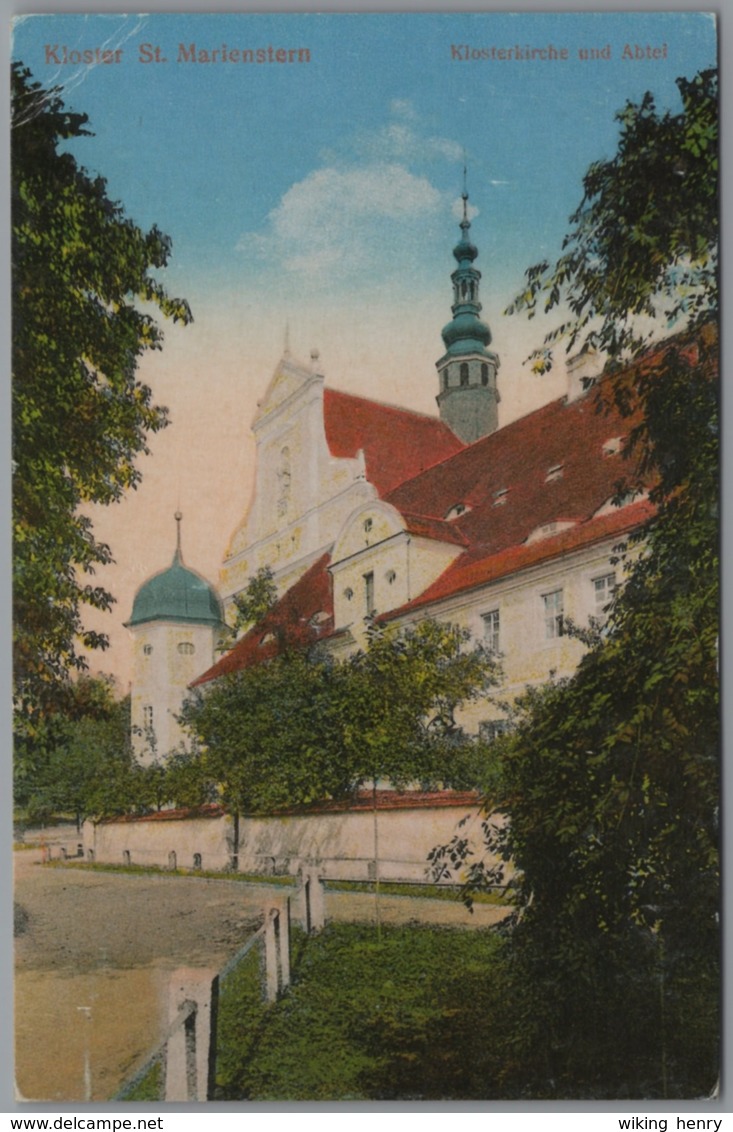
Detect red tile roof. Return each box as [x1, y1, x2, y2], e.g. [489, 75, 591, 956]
[100, 792, 480, 823]
[193, 553, 334, 686]
[255, 789, 481, 818]
[197, 371, 659, 685]
[324, 388, 465, 496]
[401, 510, 469, 547]
[100, 803, 225, 825]
[380, 498, 655, 622]
[384, 386, 643, 560]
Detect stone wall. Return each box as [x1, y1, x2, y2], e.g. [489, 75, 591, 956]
[81, 794, 491, 884]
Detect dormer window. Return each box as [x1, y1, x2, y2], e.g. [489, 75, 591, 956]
[526, 520, 576, 544]
[545, 464, 564, 483]
[602, 436, 623, 457]
[445, 502, 468, 520]
[492, 488, 509, 506]
[259, 632, 275, 647]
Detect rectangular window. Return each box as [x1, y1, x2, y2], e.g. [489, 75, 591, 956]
[364, 571, 375, 616]
[482, 609, 500, 653]
[542, 589, 564, 639]
[479, 719, 510, 742]
[143, 704, 154, 731]
[593, 572, 616, 618]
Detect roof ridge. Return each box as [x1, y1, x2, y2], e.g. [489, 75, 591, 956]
[324, 385, 465, 429]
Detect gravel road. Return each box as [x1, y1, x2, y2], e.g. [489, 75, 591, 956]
[15, 847, 506, 1102]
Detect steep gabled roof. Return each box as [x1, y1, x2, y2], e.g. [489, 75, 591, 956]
[193, 553, 334, 686]
[324, 388, 465, 496]
[380, 498, 654, 622]
[384, 386, 642, 560]
[198, 372, 657, 684]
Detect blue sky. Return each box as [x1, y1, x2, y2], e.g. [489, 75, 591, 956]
[13, 13, 716, 302]
[11, 10, 718, 686]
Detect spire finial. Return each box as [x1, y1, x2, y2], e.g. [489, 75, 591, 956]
[174, 510, 183, 563]
[460, 153, 471, 232]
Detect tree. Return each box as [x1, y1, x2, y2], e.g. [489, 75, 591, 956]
[506, 68, 717, 374]
[161, 749, 219, 812]
[228, 566, 278, 638]
[14, 676, 140, 829]
[436, 69, 719, 1098]
[12, 64, 192, 720]
[336, 619, 498, 792]
[181, 619, 497, 814]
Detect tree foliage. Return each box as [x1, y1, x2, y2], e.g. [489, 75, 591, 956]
[180, 620, 498, 816]
[506, 68, 718, 373]
[14, 676, 140, 829]
[12, 64, 192, 718]
[435, 69, 719, 1098]
[228, 566, 278, 637]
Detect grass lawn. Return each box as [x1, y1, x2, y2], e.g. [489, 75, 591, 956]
[215, 921, 511, 1101]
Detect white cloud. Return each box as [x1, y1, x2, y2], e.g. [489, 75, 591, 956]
[356, 121, 463, 165]
[237, 100, 468, 288]
[452, 196, 479, 222]
[238, 163, 443, 284]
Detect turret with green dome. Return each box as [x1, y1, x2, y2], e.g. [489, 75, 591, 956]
[127, 514, 224, 765]
[435, 180, 500, 444]
[127, 512, 224, 628]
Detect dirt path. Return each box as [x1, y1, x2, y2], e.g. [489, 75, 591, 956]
[14, 850, 276, 1102]
[15, 851, 507, 1102]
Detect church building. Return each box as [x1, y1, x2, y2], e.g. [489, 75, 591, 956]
[129, 190, 651, 759]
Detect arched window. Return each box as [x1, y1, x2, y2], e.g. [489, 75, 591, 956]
[460, 362, 469, 386]
[178, 641, 195, 655]
[481, 363, 489, 386]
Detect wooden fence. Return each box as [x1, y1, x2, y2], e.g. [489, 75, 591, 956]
[115, 866, 324, 1102]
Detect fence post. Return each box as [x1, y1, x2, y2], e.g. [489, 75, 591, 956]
[264, 908, 280, 1003]
[279, 896, 291, 990]
[165, 968, 219, 1102]
[296, 867, 311, 932]
[305, 867, 325, 931]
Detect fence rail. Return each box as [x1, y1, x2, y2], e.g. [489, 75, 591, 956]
[115, 866, 325, 1101]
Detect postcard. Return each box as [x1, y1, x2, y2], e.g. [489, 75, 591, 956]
[11, 10, 719, 1105]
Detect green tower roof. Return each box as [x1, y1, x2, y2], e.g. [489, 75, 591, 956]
[440, 189, 494, 360]
[127, 514, 224, 628]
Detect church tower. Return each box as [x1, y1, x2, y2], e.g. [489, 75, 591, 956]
[436, 185, 500, 444]
[126, 513, 225, 764]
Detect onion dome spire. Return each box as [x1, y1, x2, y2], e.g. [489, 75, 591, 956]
[435, 173, 500, 444]
[441, 181, 491, 356]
